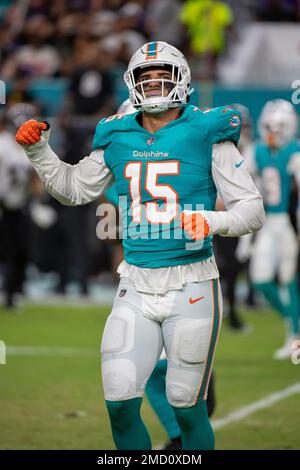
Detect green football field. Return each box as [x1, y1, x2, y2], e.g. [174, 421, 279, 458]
[0, 303, 299, 450]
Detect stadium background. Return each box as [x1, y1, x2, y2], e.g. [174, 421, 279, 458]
[0, 0, 300, 450]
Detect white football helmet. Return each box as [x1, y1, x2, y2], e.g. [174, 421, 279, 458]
[124, 41, 193, 113]
[259, 99, 298, 147]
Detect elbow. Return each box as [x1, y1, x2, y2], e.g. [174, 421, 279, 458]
[49, 192, 78, 207]
[56, 192, 88, 206]
[59, 198, 78, 207]
[45, 184, 82, 207]
[45, 166, 86, 207]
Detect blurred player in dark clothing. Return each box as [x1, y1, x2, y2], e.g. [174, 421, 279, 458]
[0, 102, 38, 308]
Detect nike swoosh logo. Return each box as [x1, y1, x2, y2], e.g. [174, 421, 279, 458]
[189, 296, 205, 304]
[235, 160, 244, 168]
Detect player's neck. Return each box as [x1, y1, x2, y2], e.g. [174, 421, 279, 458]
[142, 107, 182, 134]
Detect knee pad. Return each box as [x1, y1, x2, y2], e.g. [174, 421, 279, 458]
[166, 367, 205, 407]
[166, 381, 194, 408]
[102, 358, 137, 401]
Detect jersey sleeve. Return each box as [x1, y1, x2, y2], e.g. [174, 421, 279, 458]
[92, 118, 113, 152]
[92, 112, 134, 153]
[23, 127, 113, 206]
[209, 106, 242, 146]
[202, 142, 265, 237]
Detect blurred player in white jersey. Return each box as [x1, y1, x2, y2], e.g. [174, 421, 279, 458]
[214, 104, 256, 332]
[249, 100, 300, 359]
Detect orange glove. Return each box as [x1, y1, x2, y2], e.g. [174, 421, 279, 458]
[179, 211, 210, 241]
[16, 120, 48, 145]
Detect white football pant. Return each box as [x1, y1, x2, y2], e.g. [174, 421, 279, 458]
[101, 278, 222, 408]
[250, 213, 298, 284]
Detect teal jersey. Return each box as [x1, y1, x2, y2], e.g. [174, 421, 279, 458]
[93, 104, 241, 268]
[104, 183, 119, 207]
[255, 141, 300, 214]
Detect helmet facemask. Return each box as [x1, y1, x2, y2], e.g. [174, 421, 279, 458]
[124, 63, 192, 114]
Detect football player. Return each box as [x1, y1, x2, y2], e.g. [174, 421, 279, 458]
[0, 103, 37, 308]
[16, 41, 264, 450]
[249, 100, 300, 359]
[104, 99, 217, 450]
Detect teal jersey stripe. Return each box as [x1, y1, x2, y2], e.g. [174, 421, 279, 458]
[197, 279, 221, 403]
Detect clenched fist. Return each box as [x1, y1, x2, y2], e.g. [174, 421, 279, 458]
[16, 119, 48, 145]
[179, 211, 210, 240]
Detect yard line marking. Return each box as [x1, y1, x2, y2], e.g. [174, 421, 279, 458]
[6, 346, 97, 357]
[6, 348, 300, 437]
[212, 382, 300, 430]
[154, 381, 300, 449]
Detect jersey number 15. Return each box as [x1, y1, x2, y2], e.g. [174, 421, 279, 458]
[125, 161, 179, 224]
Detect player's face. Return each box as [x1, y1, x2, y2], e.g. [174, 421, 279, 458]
[136, 68, 174, 99]
[263, 121, 284, 148]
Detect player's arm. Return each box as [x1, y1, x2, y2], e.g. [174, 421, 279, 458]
[16, 120, 113, 206]
[181, 142, 265, 239]
[234, 144, 261, 261]
[181, 107, 265, 240]
[206, 141, 265, 236]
